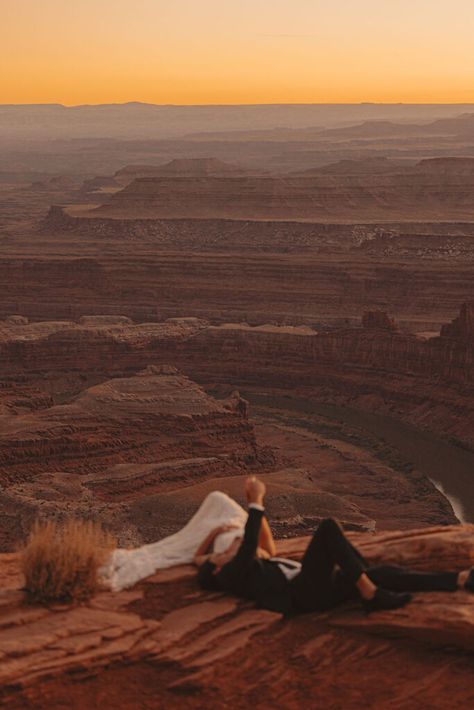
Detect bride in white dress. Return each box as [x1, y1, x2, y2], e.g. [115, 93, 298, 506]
[100, 491, 251, 592]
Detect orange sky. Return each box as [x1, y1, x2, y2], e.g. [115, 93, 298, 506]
[3, 0, 474, 104]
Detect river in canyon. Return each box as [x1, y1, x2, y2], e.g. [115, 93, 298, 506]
[248, 394, 474, 524]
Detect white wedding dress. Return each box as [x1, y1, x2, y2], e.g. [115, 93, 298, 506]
[100, 491, 248, 592]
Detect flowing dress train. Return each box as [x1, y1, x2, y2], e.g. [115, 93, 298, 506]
[99, 491, 247, 591]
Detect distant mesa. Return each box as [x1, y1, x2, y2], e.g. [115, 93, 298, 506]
[300, 156, 474, 178]
[29, 175, 78, 191]
[184, 126, 328, 142]
[113, 158, 261, 186]
[75, 156, 474, 222]
[198, 113, 474, 144]
[318, 113, 474, 140]
[319, 119, 427, 138]
[295, 157, 400, 176]
[412, 157, 474, 175]
[423, 112, 474, 136]
[80, 175, 120, 194]
[189, 113, 474, 143]
[49, 175, 77, 188]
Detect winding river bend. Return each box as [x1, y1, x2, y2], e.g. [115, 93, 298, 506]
[248, 394, 474, 524]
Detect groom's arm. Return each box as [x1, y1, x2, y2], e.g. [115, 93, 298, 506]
[230, 505, 264, 567]
[229, 476, 267, 565]
[242, 505, 265, 553]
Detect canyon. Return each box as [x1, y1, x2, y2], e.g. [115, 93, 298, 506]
[1, 301, 473, 554]
[2, 107, 474, 705]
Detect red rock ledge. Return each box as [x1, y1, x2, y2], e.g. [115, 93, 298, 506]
[1, 525, 474, 708]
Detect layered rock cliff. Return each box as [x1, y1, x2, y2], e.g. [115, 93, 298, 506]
[84, 159, 474, 221]
[1, 305, 473, 449]
[8, 216, 474, 334]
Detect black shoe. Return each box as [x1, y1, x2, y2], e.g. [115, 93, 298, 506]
[362, 587, 412, 614]
[464, 568, 474, 592]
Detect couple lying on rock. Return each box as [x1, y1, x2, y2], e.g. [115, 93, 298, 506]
[194, 476, 474, 614]
[101, 476, 474, 613]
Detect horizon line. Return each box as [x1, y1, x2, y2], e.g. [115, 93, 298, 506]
[2, 101, 474, 109]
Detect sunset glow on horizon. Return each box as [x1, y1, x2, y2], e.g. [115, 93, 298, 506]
[3, 0, 474, 105]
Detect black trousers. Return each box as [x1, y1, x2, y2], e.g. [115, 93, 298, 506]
[290, 518, 458, 612]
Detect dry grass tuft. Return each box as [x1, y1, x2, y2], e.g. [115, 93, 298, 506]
[22, 519, 115, 605]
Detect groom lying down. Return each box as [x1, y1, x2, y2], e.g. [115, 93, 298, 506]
[195, 476, 474, 615]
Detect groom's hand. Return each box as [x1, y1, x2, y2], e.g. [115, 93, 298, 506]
[245, 476, 266, 506]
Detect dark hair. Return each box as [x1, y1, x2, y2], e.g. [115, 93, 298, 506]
[197, 559, 221, 591]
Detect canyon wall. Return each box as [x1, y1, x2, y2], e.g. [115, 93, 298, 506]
[1, 305, 473, 449]
[1, 305, 471, 550]
[3, 245, 474, 330]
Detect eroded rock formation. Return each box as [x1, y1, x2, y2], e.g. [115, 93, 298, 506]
[0, 367, 265, 547]
[0, 368, 258, 483]
[440, 301, 474, 340]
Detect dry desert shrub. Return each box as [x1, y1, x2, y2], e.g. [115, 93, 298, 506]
[22, 519, 115, 605]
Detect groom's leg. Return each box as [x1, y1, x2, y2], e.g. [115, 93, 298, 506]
[291, 518, 366, 611]
[367, 565, 458, 592]
[300, 518, 367, 581]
